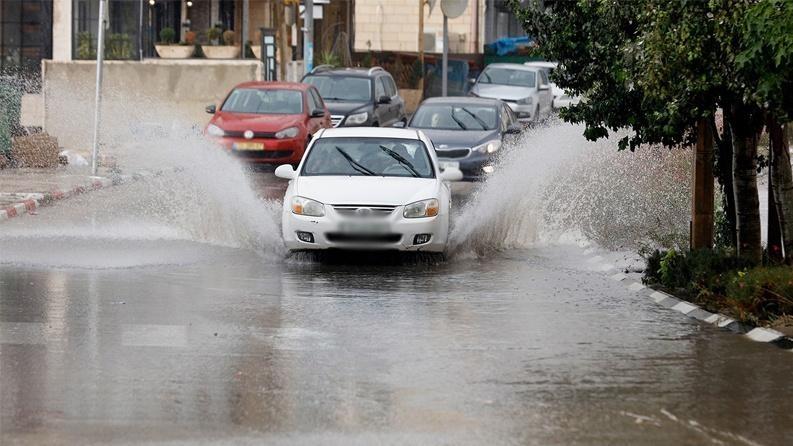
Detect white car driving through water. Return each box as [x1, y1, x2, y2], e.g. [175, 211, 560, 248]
[274, 127, 463, 252]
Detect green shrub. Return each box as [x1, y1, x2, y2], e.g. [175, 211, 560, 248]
[207, 27, 223, 44]
[725, 267, 793, 324]
[644, 248, 752, 292]
[159, 27, 176, 45]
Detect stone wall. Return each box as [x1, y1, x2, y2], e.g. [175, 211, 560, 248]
[42, 59, 262, 152]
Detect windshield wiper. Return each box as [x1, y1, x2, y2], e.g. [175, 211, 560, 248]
[379, 145, 420, 177]
[457, 107, 488, 130]
[335, 146, 375, 176]
[448, 111, 469, 130]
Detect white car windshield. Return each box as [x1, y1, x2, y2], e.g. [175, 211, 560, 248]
[410, 104, 497, 130]
[222, 88, 303, 114]
[302, 137, 434, 178]
[479, 68, 536, 88]
[303, 76, 372, 102]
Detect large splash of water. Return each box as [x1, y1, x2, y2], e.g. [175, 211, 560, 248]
[449, 120, 691, 256]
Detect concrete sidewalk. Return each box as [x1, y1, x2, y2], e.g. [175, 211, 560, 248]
[0, 167, 140, 221]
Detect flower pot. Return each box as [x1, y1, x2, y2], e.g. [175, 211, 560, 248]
[155, 44, 194, 59]
[251, 45, 262, 60]
[201, 45, 241, 59]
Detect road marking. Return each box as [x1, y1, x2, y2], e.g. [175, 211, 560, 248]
[745, 327, 783, 343]
[121, 324, 187, 348]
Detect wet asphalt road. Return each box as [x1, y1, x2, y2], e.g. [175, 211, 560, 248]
[1, 173, 792, 445]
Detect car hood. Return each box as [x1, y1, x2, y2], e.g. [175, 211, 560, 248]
[324, 101, 370, 115]
[212, 112, 303, 132]
[295, 176, 438, 206]
[473, 84, 536, 101]
[417, 129, 499, 148]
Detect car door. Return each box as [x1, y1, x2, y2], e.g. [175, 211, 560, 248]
[384, 75, 405, 125]
[307, 87, 331, 133]
[538, 70, 554, 116]
[373, 76, 391, 126]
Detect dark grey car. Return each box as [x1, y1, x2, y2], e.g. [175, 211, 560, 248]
[302, 66, 407, 128]
[408, 97, 523, 181]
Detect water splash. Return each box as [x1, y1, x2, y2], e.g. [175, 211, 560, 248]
[449, 120, 691, 256]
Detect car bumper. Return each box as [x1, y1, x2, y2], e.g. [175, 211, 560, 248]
[505, 102, 536, 121]
[212, 136, 304, 164]
[438, 153, 494, 182]
[282, 209, 449, 252]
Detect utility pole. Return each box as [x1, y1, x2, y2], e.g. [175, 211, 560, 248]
[91, 0, 107, 176]
[690, 119, 714, 249]
[418, 0, 425, 98]
[303, 0, 314, 75]
[441, 13, 448, 96]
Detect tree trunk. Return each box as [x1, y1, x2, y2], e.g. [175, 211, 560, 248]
[691, 119, 714, 249]
[768, 172, 783, 262]
[728, 105, 763, 264]
[769, 120, 793, 264]
[713, 117, 737, 247]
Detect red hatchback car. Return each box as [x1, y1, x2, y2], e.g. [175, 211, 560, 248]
[205, 82, 331, 166]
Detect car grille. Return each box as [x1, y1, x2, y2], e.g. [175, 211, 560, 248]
[232, 150, 293, 159]
[330, 115, 344, 127]
[325, 233, 402, 244]
[332, 205, 397, 217]
[435, 148, 470, 159]
[224, 130, 278, 138]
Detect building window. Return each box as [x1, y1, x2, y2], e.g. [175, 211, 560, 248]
[72, 0, 141, 60]
[0, 0, 53, 74]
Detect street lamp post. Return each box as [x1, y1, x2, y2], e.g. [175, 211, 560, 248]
[91, 0, 108, 176]
[303, 0, 314, 75]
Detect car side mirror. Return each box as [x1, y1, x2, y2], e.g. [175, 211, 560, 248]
[538, 85, 549, 91]
[506, 123, 523, 134]
[378, 95, 391, 104]
[392, 121, 406, 128]
[205, 104, 216, 114]
[274, 164, 296, 180]
[439, 167, 463, 182]
[311, 109, 325, 118]
[468, 78, 477, 85]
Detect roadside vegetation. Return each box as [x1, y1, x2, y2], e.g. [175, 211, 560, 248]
[511, 0, 793, 326]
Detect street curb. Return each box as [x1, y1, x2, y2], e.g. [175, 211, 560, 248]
[0, 170, 160, 223]
[593, 252, 793, 352]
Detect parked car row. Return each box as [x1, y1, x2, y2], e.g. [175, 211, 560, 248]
[202, 64, 569, 253]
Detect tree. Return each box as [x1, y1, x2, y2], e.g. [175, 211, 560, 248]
[510, 0, 793, 264]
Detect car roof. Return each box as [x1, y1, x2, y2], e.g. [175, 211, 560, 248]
[418, 96, 502, 107]
[232, 81, 310, 90]
[524, 61, 558, 69]
[485, 63, 540, 72]
[305, 67, 386, 78]
[318, 127, 421, 140]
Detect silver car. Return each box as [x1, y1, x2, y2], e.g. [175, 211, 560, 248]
[523, 61, 583, 110]
[468, 63, 553, 122]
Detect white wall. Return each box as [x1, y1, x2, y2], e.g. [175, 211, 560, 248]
[52, 0, 72, 61]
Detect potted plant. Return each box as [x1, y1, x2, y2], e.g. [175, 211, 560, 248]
[155, 27, 194, 59]
[202, 28, 240, 59]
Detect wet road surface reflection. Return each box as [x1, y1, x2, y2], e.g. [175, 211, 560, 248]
[0, 174, 791, 445]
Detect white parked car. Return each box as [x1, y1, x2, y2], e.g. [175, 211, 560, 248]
[274, 127, 463, 252]
[468, 63, 554, 122]
[523, 61, 582, 109]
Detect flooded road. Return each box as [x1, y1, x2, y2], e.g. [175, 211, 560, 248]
[1, 174, 791, 445]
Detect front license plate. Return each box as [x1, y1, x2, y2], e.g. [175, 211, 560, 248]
[338, 221, 391, 234]
[233, 142, 264, 151]
[439, 161, 460, 170]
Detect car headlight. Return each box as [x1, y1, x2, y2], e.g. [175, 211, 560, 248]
[345, 111, 368, 125]
[275, 126, 299, 139]
[403, 198, 440, 218]
[473, 139, 501, 154]
[517, 96, 533, 105]
[206, 123, 225, 137]
[291, 196, 325, 217]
